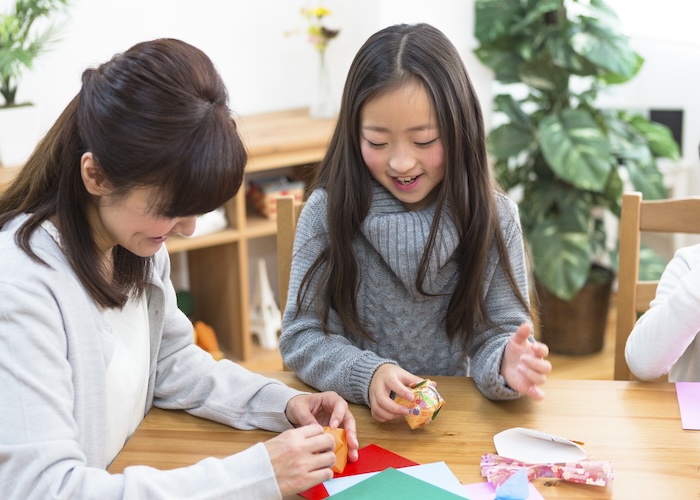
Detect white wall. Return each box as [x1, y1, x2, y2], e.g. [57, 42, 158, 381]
[2, 1, 698, 161]
[3, 0, 699, 259]
[1, 0, 477, 143]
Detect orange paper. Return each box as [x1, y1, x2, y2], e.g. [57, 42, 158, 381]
[323, 427, 348, 473]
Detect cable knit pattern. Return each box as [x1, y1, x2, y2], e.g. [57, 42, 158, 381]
[279, 182, 531, 406]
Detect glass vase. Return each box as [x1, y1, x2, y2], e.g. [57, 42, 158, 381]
[309, 52, 334, 119]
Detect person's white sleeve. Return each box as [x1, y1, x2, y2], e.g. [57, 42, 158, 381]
[625, 248, 700, 380]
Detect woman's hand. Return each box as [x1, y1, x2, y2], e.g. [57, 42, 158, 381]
[264, 424, 336, 497]
[368, 363, 423, 422]
[285, 392, 359, 462]
[501, 323, 552, 399]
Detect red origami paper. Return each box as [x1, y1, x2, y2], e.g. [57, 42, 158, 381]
[300, 444, 419, 499]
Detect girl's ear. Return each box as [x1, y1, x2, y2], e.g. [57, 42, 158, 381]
[81, 152, 110, 196]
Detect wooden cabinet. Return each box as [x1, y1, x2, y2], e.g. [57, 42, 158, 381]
[0, 108, 337, 362]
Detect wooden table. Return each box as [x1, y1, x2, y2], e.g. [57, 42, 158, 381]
[109, 371, 700, 498]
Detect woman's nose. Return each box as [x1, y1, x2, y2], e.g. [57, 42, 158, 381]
[172, 216, 197, 237]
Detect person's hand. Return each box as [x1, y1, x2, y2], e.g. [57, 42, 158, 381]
[368, 363, 424, 422]
[285, 392, 359, 463]
[501, 323, 551, 399]
[264, 424, 336, 497]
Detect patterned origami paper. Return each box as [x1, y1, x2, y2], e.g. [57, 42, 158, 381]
[392, 379, 445, 429]
[480, 453, 614, 488]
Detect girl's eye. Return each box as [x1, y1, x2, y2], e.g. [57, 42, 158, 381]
[416, 138, 438, 147]
[366, 140, 386, 148]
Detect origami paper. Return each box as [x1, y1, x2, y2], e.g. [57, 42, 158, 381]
[480, 453, 613, 487]
[324, 426, 348, 474]
[391, 379, 445, 429]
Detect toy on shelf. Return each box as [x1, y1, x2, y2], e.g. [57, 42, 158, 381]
[176, 290, 225, 360]
[194, 320, 225, 360]
[249, 258, 282, 350]
[247, 175, 304, 220]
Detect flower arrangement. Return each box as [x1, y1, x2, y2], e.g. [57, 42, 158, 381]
[288, 4, 340, 118]
[300, 6, 340, 56]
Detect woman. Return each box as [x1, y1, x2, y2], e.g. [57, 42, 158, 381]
[0, 38, 357, 499]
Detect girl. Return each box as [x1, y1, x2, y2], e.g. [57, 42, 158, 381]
[0, 39, 357, 499]
[279, 23, 551, 423]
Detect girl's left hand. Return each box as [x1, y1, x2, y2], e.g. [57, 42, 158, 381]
[501, 323, 552, 400]
[285, 392, 359, 463]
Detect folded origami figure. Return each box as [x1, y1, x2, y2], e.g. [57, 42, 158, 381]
[391, 379, 445, 429]
[324, 427, 348, 473]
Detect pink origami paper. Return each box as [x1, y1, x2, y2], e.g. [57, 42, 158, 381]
[480, 453, 613, 487]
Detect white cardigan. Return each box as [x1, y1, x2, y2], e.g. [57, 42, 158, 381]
[626, 243, 700, 381]
[0, 214, 302, 499]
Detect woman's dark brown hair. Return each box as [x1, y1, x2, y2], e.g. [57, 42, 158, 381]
[299, 23, 529, 351]
[0, 38, 247, 308]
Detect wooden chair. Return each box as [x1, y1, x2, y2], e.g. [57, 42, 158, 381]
[615, 191, 700, 380]
[276, 195, 304, 318]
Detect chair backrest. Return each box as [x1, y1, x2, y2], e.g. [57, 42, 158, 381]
[615, 191, 700, 380]
[276, 195, 303, 316]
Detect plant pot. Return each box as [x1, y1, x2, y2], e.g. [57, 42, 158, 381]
[0, 104, 40, 167]
[535, 266, 614, 355]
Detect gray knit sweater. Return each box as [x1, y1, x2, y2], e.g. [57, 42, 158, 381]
[279, 183, 530, 406]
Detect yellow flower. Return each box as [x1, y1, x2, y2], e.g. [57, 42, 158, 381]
[307, 7, 331, 18]
[296, 5, 340, 54]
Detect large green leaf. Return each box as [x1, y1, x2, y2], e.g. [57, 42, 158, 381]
[474, 0, 523, 44]
[624, 158, 667, 200]
[540, 23, 600, 76]
[473, 47, 523, 83]
[599, 52, 643, 85]
[539, 109, 612, 191]
[604, 115, 654, 165]
[489, 123, 534, 160]
[494, 94, 531, 128]
[626, 115, 681, 160]
[511, 0, 562, 35]
[519, 58, 570, 92]
[528, 218, 592, 301]
[571, 16, 638, 78]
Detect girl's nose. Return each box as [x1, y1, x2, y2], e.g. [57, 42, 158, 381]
[388, 145, 417, 173]
[172, 216, 197, 237]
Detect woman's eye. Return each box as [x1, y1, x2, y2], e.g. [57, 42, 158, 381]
[366, 140, 386, 148]
[416, 138, 438, 147]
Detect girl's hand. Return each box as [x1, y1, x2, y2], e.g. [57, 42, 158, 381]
[501, 323, 552, 399]
[368, 363, 423, 422]
[263, 424, 336, 496]
[285, 392, 359, 463]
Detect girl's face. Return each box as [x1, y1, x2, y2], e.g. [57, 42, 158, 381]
[81, 153, 197, 259]
[360, 80, 445, 211]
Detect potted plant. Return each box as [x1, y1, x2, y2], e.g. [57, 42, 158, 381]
[473, 0, 680, 353]
[0, 0, 69, 166]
